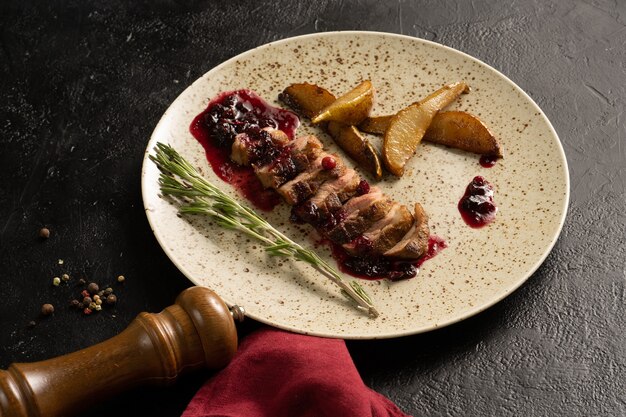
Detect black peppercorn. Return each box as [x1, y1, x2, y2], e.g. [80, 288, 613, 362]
[87, 282, 99, 294]
[106, 294, 117, 305]
[41, 304, 54, 316]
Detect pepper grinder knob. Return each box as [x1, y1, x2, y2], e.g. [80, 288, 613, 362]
[0, 286, 239, 417]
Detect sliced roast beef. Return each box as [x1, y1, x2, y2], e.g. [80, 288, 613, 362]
[384, 203, 430, 259]
[343, 203, 414, 255]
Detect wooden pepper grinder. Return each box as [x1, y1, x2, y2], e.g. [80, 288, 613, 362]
[0, 286, 241, 417]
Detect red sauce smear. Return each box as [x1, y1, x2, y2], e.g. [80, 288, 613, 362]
[417, 235, 448, 268]
[479, 154, 499, 168]
[189, 90, 299, 211]
[326, 235, 447, 281]
[458, 176, 498, 227]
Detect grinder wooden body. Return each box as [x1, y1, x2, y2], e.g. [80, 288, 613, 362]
[0, 287, 238, 417]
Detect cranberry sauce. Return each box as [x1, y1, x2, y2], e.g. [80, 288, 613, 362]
[458, 176, 498, 228]
[416, 236, 448, 268]
[479, 154, 499, 168]
[325, 234, 447, 282]
[329, 242, 417, 281]
[189, 90, 300, 211]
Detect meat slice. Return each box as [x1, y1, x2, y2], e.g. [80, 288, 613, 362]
[343, 203, 414, 255]
[254, 155, 297, 189]
[231, 132, 256, 166]
[277, 154, 346, 206]
[231, 128, 289, 166]
[339, 187, 383, 216]
[254, 135, 323, 189]
[384, 203, 430, 260]
[292, 169, 360, 225]
[288, 135, 324, 171]
[325, 190, 393, 244]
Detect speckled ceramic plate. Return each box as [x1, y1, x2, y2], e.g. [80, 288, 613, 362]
[141, 31, 569, 339]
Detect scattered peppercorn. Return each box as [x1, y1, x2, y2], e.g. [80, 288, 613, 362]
[61, 273, 70, 282]
[39, 228, 50, 239]
[78, 278, 86, 285]
[83, 308, 92, 315]
[81, 290, 90, 298]
[41, 304, 54, 316]
[117, 275, 125, 283]
[106, 294, 117, 305]
[88, 302, 97, 310]
[52, 277, 61, 286]
[28, 320, 37, 328]
[94, 304, 102, 311]
[104, 288, 113, 296]
[58, 259, 64, 265]
[83, 296, 93, 305]
[70, 299, 80, 308]
[87, 282, 99, 294]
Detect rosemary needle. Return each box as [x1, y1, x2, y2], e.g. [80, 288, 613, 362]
[150, 142, 379, 318]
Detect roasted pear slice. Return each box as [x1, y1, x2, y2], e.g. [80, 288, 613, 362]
[358, 115, 392, 135]
[423, 111, 502, 157]
[361, 111, 502, 157]
[326, 122, 383, 179]
[279, 83, 335, 119]
[311, 80, 374, 125]
[280, 83, 384, 179]
[383, 82, 468, 176]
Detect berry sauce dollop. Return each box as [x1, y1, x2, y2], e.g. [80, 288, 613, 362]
[458, 176, 498, 228]
[189, 90, 300, 211]
[479, 154, 499, 168]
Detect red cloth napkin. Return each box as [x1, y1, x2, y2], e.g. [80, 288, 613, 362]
[182, 327, 411, 417]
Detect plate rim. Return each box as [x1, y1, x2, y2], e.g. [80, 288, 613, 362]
[141, 30, 570, 339]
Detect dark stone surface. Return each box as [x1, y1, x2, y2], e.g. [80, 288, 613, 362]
[1, 0, 624, 416]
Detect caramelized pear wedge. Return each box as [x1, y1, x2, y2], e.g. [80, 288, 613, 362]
[423, 111, 502, 157]
[361, 111, 502, 157]
[382, 82, 469, 176]
[279, 83, 335, 119]
[326, 122, 383, 179]
[358, 115, 393, 135]
[311, 80, 374, 125]
[280, 82, 384, 179]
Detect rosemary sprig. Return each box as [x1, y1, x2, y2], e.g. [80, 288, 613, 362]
[149, 142, 379, 318]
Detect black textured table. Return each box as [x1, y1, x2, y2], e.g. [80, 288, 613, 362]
[1, 1, 625, 416]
